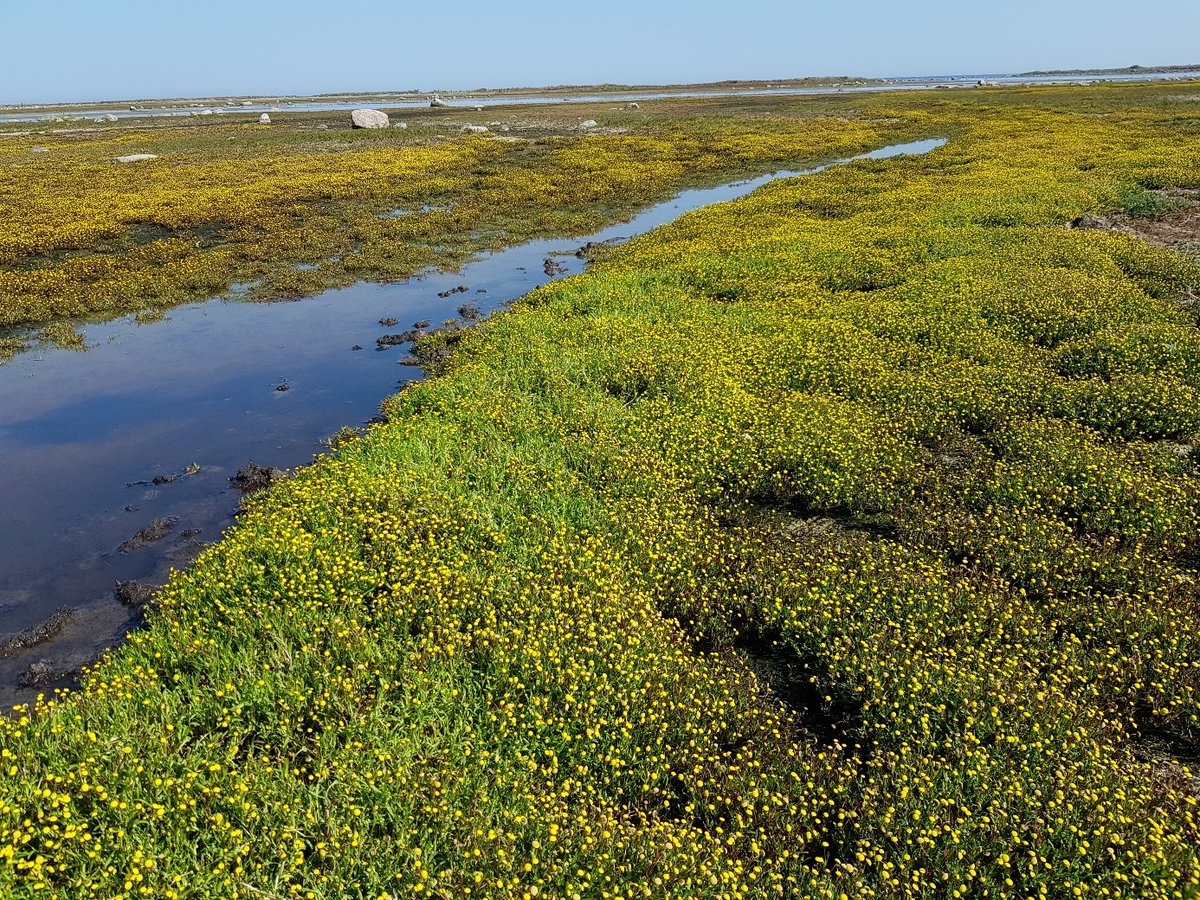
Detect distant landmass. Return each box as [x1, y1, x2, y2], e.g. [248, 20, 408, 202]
[1019, 63, 1200, 77]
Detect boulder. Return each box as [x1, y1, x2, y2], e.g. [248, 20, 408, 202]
[104, 113, 118, 122]
[259, 113, 272, 124]
[351, 108, 390, 129]
[393, 121, 408, 129]
[461, 124, 489, 134]
[580, 119, 597, 128]
[430, 96, 450, 108]
[114, 153, 158, 163]
[625, 102, 640, 110]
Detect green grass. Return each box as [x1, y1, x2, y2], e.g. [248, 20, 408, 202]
[1115, 185, 1192, 218]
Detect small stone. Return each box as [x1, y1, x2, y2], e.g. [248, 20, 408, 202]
[29, 146, 49, 153]
[461, 124, 489, 134]
[580, 119, 598, 128]
[114, 154, 158, 163]
[259, 113, 272, 124]
[104, 113, 118, 122]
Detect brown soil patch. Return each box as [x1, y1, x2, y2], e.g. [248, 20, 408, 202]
[1073, 189, 1200, 255]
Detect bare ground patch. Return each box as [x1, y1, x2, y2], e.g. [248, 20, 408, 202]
[1073, 188, 1200, 255]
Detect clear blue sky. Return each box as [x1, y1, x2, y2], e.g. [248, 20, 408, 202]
[5, 0, 1199, 104]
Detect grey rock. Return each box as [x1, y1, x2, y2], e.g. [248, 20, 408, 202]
[461, 124, 489, 134]
[351, 108, 390, 129]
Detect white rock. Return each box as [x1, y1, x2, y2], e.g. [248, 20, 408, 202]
[461, 124, 489, 134]
[580, 119, 597, 128]
[393, 121, 408, 129]
[241, 100, 253, 106]
[430, 96, 450, 108]
[105, 114, 119, 122]
[626, 102, 640, 109]
[351, 108, 390, 129]
[198, 109, 213, 116]
[114, 153, 158, 163]
[316, 124, 329, 130]
[259, 113, 272, 124]
[30, 146, 49, 153]
[269, 107, 282, 112]
[473, 105, 483, 111]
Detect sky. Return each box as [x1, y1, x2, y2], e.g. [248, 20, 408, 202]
[4, 0, 1199, 105]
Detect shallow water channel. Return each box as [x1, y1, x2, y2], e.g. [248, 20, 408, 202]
[0, 138, 945, 705]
